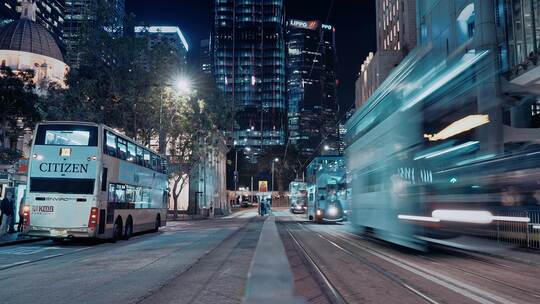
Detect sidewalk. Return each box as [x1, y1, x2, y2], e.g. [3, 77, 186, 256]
[421, 235, 540, 266]
[0, 232, 43, 247]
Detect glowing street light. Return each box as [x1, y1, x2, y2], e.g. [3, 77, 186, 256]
[175, 77, 192, 94]
[324, 145, 331, 151]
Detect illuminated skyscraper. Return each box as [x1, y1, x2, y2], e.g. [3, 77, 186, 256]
[63, 0, 125, 67]
[134, 26, 189, 64]
[212, 0, 287, 154]
[286, 19, 338, 158]
[0, 0, 65, 44]
[356, 0, 416, 109]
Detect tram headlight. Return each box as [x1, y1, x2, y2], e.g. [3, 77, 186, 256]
[328, 206, 338, 216]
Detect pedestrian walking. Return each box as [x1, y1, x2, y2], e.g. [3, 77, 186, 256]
[17, 194, 25, 232]
[0, 194, 15, 237]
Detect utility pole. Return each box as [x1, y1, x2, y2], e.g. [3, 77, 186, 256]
[271, 161, 275, 193]
[250, 176, 254, 204]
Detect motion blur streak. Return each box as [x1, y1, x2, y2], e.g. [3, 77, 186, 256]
[398, 215, 441, 222]
[424, 115, 490, 141]
[432, 210, 493, 224]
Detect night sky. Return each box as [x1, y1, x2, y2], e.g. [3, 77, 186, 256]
[126, 0, 376, 115]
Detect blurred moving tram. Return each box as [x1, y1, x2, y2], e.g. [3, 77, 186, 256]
[346, 44, 540, 250]
[306, 156, 348, 223]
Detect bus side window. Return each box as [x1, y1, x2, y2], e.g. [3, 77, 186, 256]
[101, 168, 108, 191]
[127, 142, 136, 163]
[108, 184, 116, 202]
[143, 150, 151, 168]
[151, 154, 158, 171]
[117, 138, 128, 160]
[136, 146, 144, 166]
[161, 158, 167, 174]
[105, 131, 117, 157]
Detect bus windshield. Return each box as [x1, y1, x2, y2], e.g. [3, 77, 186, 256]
[35, 124, 98, 146]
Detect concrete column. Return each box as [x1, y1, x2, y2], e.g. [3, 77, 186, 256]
[474, 0, 503, 154]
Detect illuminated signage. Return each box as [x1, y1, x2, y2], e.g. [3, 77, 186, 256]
[259, 181, 268, 192]
[424, 114, 490, 141]
[289, 19, 319, 30]
[322, 24, 333, 30]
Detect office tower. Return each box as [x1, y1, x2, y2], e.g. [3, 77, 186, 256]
[356, 0, 416, 109]
[134, 26, 189, 65]
[200, 38, 212, 75]
[63, 0, 124, 67]
[212, 0, 287, 155]
[0, 0, 65, 44]
[286, 19, 338, 158]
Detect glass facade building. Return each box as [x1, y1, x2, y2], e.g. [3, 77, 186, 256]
[63, 0, 124, 67]
[286, 19, 338, 158]
[212, 0, 287, 153]
[0, 0, 65, 44]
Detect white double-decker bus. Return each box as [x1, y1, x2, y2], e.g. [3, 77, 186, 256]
[22, 121, 168, 241]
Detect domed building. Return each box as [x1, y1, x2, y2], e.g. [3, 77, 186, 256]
[0, 0, 68, 87]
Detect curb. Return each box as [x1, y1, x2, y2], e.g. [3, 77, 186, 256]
[0, 237, 45, 247]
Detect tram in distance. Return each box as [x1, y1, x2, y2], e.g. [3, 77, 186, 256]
[346, 44, 540, 250]
[22, 121, 168, 241]
[306, 156, 348, 223]
[289, 181, 307, 214]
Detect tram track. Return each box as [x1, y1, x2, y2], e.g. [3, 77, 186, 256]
[328, 227, 540, 300]
[284, 222, 348, 304]
[281, 216, 540, 304]
[319, 225, 529, 304]
[282, 220, 440, 304]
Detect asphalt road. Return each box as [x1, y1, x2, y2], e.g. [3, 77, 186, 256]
[0, 215, 262, 304]
[1, 208, 540, 304]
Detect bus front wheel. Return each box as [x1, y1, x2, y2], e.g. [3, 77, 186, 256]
[112, 217, 123, 241]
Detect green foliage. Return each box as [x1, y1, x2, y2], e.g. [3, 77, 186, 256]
[0, 67, 41, 156]
[0, 148, 22, 164]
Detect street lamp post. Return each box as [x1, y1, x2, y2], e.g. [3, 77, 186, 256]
[271, 158, 279, 192]
[234, 147, 238, 192]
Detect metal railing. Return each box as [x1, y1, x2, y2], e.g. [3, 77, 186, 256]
[494, 210, 540, 249]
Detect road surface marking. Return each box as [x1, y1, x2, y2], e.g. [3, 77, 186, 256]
[0, 246, 62, 256]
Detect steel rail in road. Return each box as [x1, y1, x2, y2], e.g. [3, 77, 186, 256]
[283, 222, 348, 304]
[290, 222, 441, 304]
[330, 227, 540, 301]
[320, 227, 516, 304]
